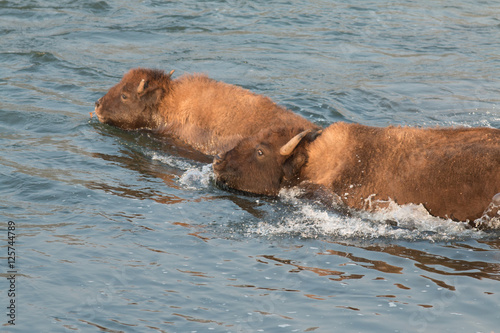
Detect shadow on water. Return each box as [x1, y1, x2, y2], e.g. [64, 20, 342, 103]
[237, 236, 500, 295]
[86, 122, 215, 202]
[341, 241, 500, 282]
[90, 121, 212, 163]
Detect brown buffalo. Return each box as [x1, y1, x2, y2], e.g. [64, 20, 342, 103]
[94, 68, 319, 156]
[213, 122, 500, 228]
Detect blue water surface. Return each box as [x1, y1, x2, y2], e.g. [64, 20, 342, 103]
[1, 1, 499, 332]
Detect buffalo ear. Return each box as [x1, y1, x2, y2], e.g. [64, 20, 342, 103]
[136, 79, 162, 103]
[281, 129, 322, 182]
[282, 152, 307, 182]
[137, 79, 158, 95]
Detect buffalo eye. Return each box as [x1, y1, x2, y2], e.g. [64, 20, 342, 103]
[121, 94, 128, 100]
[257, 149, 264, 157]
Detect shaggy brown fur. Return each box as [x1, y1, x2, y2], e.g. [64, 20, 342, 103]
[94, 68, 319, 156]
[213, 122, 500, 227]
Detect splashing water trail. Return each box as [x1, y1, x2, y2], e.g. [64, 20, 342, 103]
[248, 188, 486, 242]
[150, 152, 197, 171]
[179, 164, 214, 190]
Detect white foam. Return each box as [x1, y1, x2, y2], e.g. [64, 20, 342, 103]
[248, 188, 485, 241]
[179, 164, 213, 190]
[149, 152, 213, 190]
[148, 152, 496, 239]
[150, 152, 195, 170]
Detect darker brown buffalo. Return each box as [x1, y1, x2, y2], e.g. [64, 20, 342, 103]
[94, 68, 319, 156]
[213, 122, 500, 227]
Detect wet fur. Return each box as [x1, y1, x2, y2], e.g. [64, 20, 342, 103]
[214, 122, 500, 225]
[305, 123, 500, 222]
[95, 68, 318, 156]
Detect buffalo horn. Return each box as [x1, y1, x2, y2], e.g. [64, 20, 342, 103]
[137, 79, 146, 94]
[168, 69, 175, 77]
[280, 129, 312, 156]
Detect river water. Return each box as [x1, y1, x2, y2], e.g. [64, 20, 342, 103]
[1, 1, 499, 332]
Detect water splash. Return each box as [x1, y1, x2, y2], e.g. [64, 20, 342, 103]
[150, 152, 198, 171]
[248, 188, 487, 242]
[179, 164, 213, 190]
[149, 151, 214, 190]
[149, 152, 495, 241]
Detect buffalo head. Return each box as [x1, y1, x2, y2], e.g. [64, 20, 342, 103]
[213, 126, 322, 196]
[94, 68, 174, 130]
